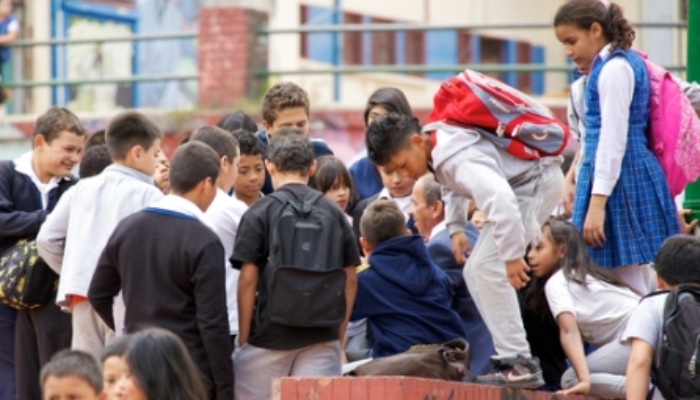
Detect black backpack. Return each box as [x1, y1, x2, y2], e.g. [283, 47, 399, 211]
[651, 285, 700, 400]
[259, 188, 347, 328]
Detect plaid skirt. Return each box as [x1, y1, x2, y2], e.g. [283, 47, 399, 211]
[572, 145, 681, 268]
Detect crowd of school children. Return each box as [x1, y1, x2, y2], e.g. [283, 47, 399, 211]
[1, 1, 700, 399]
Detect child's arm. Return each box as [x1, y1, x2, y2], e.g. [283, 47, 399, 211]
[626, 338, 653, 400]
[339, 265, 358, 345]
[0, 29, 18, 45]
[0, 168, 50, 239]
[237, 262, 258, 345]
[556, 312, 591, 395]
[86, 244, 121, 330]
[36, 188, 74, 273]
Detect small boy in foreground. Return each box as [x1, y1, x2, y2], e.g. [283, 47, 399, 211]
[41, 350, 105, 400]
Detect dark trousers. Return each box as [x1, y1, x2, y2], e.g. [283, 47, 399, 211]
[15, 298, 72, 400]
[0, 304, 16, 400]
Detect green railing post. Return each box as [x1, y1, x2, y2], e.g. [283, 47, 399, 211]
[684, 0, 700, 226]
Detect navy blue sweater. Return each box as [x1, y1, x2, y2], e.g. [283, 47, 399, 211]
[255, 130, 333, 195]
[0, 161, 75, 254]
[348, 156, 382, 202]
[351, 234, 466, 358]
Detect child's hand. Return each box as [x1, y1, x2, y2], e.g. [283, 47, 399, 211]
[679, 209, 698, 235]
[562, 179, 576, 218]
[583, 197, 607, 248]
[506, 258, 530, 289]
[557, 380, 590, 396]
[450, 231, 471, 265]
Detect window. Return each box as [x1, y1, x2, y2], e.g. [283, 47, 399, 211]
[344, 12, 363, 65]
[372, 17, 396, 65]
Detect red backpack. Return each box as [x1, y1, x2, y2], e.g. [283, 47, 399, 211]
[427, 69, 570, 160]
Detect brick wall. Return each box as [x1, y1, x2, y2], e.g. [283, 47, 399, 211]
[198, 7, 267, 109]
[272, 377, 596, 400]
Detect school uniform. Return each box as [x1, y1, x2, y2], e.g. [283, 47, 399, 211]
[426, 221, 494, 376]
[204, 189, 247, 340]
[572, 45, 680, 268]
[351, 234, 466, 358]
[36, 164, 163, 358]
[255, 130, 334, 195]
[352, 189, 415, 249]
[348, 156, 383, 201]
[426, 121, 564, 359]
[88, 195, 232, 400]
[0, 154, 75, 400]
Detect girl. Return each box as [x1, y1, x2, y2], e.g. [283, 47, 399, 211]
[349, 87, 413, 201]
[527, 219, 640, 398]
[118, 328, 207, 400]
[309, 155, 354, 214]
[554, 0, 680, 294]
[102, 336, 131, 400]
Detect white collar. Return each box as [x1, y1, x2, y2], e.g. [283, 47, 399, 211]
[429, 220, 447, 241]
[597, 43, 613, 61]
[378, 187, 412, 214]
[149, 195, 214, 230]
[14, 151, 64, 186]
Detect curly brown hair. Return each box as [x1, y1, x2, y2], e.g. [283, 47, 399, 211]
[33, 107, 87, 143]
[554, 0, 635, 51]
[261, 82, 310, 126]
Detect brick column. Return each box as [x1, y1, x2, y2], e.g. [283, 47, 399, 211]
[198, 7, 268, 108]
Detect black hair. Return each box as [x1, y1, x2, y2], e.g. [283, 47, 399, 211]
[267, 126, 314, 176]
[525, 218, 638, 314]
[360, 200, 407, 247]
[105, 111, 163, 160]
[168, 142, 220, 194]
[365, 113, 422, 166]
[190, 125, 239, 161]
[363, 87, 413, 127]
[232, 129, 266, 158]
[654, 235, 700, 286]
[40, 350, 103, 394]
[33, 107, 87, 143]
[79, 144, 112, 178]
[124, 328, 207, 400]
[216, 111, 258, 134]
[554, 0, 635, 51]
[101, 335, 132, 363]
[308, 155, 354, 197]
[85, 129, 106, 149]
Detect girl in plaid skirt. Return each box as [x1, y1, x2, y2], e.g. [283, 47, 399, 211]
[554, 0, 681, 294]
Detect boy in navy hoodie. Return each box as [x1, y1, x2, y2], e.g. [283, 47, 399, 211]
[0, 107, 86, 400]
[352, 199, 465, 358]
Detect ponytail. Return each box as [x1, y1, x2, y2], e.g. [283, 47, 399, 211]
[554, 0, 636, 50]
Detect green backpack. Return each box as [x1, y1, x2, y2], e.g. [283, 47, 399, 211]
[0, 239, 59, 310]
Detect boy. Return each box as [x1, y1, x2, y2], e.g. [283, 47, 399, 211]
[88, 142, 233, 400]
[364, 113, 564, 387]
[37, 111, 164, 358]
[232, 127, 359, 400]
[0, 0, 18, 107]
[191, 125, 247, 344]
[232, 130, 265, 207]
[256, 82, 333, 194]
[79, 144, 112, 178]
[0, 107, 85, 400]
[625, 235, 700, 400]
[41, 350, 104, 400]
[353, 199, 466, 357]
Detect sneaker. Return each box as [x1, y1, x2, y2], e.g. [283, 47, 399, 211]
[474, 355, 545, 389]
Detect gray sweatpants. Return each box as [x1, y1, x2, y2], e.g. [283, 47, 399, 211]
[561, 340, 630, 399]
[233, 340, 341, 400]
[463, 163, 564, 358]
[71, 301, 115, 359]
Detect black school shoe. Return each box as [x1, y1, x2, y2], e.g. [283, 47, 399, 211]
[473, 354, 545, 389]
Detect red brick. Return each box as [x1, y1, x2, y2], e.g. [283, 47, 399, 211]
[332, 377, 351, 400]
[367, 377, 385, 400]
[273, 377, 297, 400]
[297, 377, 316, 400]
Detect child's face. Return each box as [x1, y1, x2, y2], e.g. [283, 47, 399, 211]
[0, 0, 12, 17]
[116, 368, 147, 400]
[35, 131, 85, 178]
[152, 150, 170, 194]
[378, 165, 416, 199]
[220, 154, 239, 192]
[43, 375, 103, 400]
[132, 139, 162, 177]
[324, 178, 351, 211]
[234, 154, 264, 199]
[366, 105, 388, 126]
[527, 227, 563, 279]
[377, 134, 430, 182]
[103, 356, 127, 400]
[265, 107, 309, 136]
[555, 22, 606, 76]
